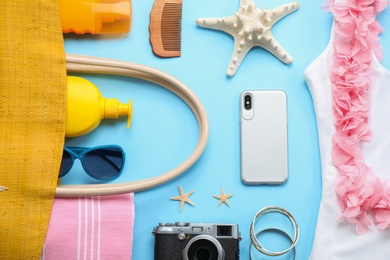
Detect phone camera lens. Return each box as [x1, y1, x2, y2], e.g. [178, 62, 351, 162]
[244, 95, 252, 110]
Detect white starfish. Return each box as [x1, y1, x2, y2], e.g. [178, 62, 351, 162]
[196, 0, 299, 77]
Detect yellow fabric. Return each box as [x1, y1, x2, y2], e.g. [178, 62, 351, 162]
[0, 0, 66, 259]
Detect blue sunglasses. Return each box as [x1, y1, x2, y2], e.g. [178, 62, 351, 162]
[59, 145, 125, 180]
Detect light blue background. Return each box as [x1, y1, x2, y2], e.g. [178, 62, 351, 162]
[62, 0, 390, 259]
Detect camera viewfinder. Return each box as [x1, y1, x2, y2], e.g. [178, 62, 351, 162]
[217, 226, 232, 236]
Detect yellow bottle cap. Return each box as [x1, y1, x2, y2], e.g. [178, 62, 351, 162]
[104, 98, 133, 128]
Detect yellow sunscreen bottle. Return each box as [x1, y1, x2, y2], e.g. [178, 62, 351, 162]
[66, 76, 132, 137]
[58, 0, 132, 34]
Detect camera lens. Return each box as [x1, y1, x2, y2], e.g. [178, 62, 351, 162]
[217, 226, 232, 236]
[244, 95, 252, 110]
[188, 239, 217, 260]
[196, 248, 211, 260]
[183, 235, 224, 260]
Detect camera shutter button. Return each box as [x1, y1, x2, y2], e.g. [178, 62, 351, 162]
[178, 229, 186, 241]
[175, 222, 189, 227]
[158, 222, 171, 226]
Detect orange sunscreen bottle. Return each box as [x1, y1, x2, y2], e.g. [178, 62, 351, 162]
[58, 0, 132, 34]
[66, 76, 132, 137]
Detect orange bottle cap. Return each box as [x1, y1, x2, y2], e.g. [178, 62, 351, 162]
[59, 0, 132, 34]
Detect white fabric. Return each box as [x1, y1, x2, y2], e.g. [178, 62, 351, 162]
[304, 25, 390, 260]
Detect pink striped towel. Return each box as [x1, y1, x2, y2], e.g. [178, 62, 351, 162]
[41, 194, 135, 260]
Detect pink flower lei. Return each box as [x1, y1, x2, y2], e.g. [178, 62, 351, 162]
[324, 0, 389, 234]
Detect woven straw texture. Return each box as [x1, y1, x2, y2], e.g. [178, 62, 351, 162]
[0, 0, 66, 258]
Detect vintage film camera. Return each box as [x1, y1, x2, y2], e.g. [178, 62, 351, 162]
[152, 222, 241, 260]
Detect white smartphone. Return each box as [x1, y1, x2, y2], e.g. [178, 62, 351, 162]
[240, 90, 288, 184]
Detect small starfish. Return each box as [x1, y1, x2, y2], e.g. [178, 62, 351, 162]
[170, 186, 195, 211]
[213, 188, 233, 207]
[196, 0, 300, 77]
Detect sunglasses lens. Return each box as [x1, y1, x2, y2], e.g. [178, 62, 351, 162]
[59, 150, 73, 177]
[83, 147, 124, 180]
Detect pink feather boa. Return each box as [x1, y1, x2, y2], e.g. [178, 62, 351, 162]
[324, 0, 389, 234]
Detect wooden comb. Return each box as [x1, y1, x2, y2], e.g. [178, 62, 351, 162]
[149, 0, 183, 57]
